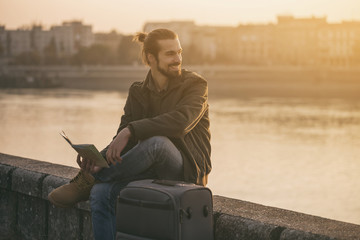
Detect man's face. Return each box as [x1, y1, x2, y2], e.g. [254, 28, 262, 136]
[154, 38, 182, 78]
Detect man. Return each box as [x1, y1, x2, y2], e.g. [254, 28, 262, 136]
[48, 28, 211, 240]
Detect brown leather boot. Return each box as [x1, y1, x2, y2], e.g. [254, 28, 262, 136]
[48, 170, 95, 208]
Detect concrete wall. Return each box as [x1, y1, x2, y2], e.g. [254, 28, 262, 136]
[1, 153, 360, 240]
[2, 65, 360, 99]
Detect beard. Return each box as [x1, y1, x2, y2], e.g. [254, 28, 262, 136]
[156, 62, 181, 79]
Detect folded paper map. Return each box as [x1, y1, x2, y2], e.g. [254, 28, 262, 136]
[60, 131, 109, 168]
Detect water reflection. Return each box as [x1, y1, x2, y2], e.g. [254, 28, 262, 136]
[0, 89, 359, 224]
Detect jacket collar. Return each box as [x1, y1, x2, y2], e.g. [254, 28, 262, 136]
[132, 69, 185, 108]
[141, 69, 184, 93]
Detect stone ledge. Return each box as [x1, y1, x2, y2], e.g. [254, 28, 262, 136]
[1, 153, 360, 240]
[0, 164, 16, 189]
[213, 196, 360, 240]
[0, 188, 17, 238]
[12, 168, 47, 198]
[214, 213, 284, 240]
[280, 228, 336, 240]
[0, 153, 78, 179]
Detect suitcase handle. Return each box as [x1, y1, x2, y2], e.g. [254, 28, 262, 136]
[152, 179, 179, 186]
[118, 196, 174, 210]
[152, 179, 193, 186]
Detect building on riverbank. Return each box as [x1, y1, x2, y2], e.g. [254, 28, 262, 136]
[0, 16, 360, 66]
[144, 16, 360, 67]
[0, 21, 94, 64]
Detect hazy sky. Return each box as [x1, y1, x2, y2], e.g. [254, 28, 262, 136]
[1, 0, 359, 34]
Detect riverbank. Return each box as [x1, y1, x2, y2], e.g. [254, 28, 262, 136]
[1, 65, 360, 99]
[1, 153, 360, 240]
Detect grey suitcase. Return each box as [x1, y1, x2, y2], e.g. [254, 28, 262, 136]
[116, 179, 214, 240]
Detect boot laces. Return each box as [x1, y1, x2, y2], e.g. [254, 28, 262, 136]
[70, 171, 94, 189]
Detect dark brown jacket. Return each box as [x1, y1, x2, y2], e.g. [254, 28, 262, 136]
[102, 69, 211, 185]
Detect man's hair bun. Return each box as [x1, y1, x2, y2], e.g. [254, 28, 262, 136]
[133, 32, 147, 43]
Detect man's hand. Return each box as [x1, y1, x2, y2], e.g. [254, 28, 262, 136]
[106, 127, 132, 165]
[77, 154, 96, 173]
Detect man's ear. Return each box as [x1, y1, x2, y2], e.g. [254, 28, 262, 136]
[147, 53, 156, 64]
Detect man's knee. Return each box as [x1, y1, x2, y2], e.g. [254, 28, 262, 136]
[145, 136, 169, 144]
[142, 136, 172, 151]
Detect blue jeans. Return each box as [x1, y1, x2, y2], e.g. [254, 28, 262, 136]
[90, 136, 184, 240]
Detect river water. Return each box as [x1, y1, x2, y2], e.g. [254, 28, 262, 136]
[1, 88, 360, 225]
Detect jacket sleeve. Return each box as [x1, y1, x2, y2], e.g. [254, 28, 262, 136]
[129, 76, 208, 140]
[100, 92, 134, 156]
